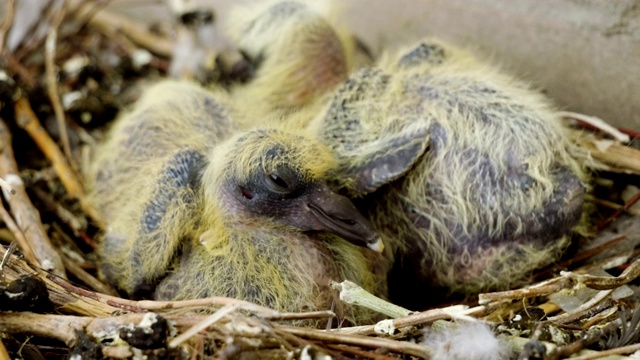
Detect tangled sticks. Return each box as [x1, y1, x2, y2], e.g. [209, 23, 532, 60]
[88, 1, 588, 317]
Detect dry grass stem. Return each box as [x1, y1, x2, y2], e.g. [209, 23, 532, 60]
[0, 0, 15, 54]
[44, 5, 74, 164]
[169, 304, 239, 348]
[0, 119, 66, 277]
[66, 0, 173, 57]
[332, 280, 413, 318]
[13, 96, 103, 226]
[560, 111, 630, 142]
[0, 203, 38, 266]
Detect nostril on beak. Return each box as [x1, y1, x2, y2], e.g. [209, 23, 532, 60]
[336, 218, 356, 226]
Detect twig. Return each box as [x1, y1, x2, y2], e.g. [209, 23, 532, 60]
[546, 289, 614, 324]
[478, 277, 572, 304]
[169, 304, 239, 348]
[0, 119, 66, 277]
[560, 111, 630, 143]
[59, 252, 118, 296]
[590, 197, 640, 216]
[66, 0, 173, 57]
[333, 304, 489, 336]
[560, 257, 640, 290]
[326, 344, 399, 360]
[263, 310, 336, 321]
[535, 234, 628, 281]
[4, 52, 36, 89]
[278, 325, 430, 358]
[546, 319, 622, 360]
[0, 338, 10, 360]
[596, 190, 640, 231]
[0, 203, 38, 266]
[44, 3, 74, 164]
[568, 343, 640, 360]
[0, 240, 17, 272]
[32, 187, 87, 236]
[579, 135, 640, 175]
[331, 280, 413, 318]
[13, 96, 103, 226]
[0, 177, 16, 195]
[0, 0, 15, 55]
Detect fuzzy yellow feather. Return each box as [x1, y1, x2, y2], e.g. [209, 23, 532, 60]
[87, 80, 387, 325]
[301, 39, 590, 306]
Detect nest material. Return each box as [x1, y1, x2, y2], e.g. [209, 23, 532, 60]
[1, 1, 640, 359]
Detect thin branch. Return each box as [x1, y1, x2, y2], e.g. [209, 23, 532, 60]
[277, 325, 431, 358]
[0, 202, 39, 266]
[66, 0, 173, 57]
[0, 338, 10, 360]
[45, 2, 74, 164]
[169, 304, 239, 348]
[0, 119, 66, 277]
[13, 96, 103, 227]
[0, 0, 15, 54]
[560, 111, 630, 143]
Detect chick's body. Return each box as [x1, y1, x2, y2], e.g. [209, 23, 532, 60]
[88, 81, 386, 323]
[307, 39, 588, 304]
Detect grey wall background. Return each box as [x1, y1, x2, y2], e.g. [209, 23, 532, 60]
[10, 0, 640, 128]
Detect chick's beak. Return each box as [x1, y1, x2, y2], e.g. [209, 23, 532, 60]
[305, 187, 384, 253]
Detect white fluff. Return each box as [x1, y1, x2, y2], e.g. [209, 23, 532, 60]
[421, 321, 510, 360]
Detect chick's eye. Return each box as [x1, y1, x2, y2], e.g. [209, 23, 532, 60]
[265, 173, 292, 194]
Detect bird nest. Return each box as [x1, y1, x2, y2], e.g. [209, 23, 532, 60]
[1, 1, 640, 359]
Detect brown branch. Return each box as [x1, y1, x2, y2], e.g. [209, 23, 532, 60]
[0, 338, 10, 360]
[60, 252, 118, 296]
[0, 119, 65, 277]
[327, 344, 399, 360]
[66, 0, 173, 57]
[13, 96, 104, 227]
[0, 202, 38, 266]
[44, 3, 74, 164]
[561, 257, 640, 290]
[597, 191, 640, 231]
[0, 0, 15, 54]
[568, 343, 640, 360]
[277, 325, 431, 358]
[478, 277, 572, 304]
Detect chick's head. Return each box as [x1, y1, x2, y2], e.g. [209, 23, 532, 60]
[203, 129, 383, 252]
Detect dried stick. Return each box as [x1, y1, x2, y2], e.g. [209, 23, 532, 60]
[277, 325, 431, 358]
[13, 96, 103, 226]
[590, 197, 640, 217]
[560, 257, 640, 290]
[59, 252, 118, 296]
[0, 0, 15, 54]
[169, 304, 239, 348]
[0, 119, 65, 277]
[44, 4, 73, 163]
[580, 135, 640, 174]
[597, 191, 640, 231]
[326, 344, 399, 360]
[560, 111, 630, 143]
[478, 277, 572, 304]
[568, 343, 640, 360]
[0, 202, 38, 266]
[66, 0, 173, 57]
[0, 338, 9, 360]
[0, 245, 292, 319]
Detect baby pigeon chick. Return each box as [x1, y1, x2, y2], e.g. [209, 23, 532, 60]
[87, 81, 386, 322]
[226, 1, 368, 116]
[306, 39, 588, 305]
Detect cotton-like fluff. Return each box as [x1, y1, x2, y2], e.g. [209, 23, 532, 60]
[421, 322, 511, 360]
[87, 80, 387, 325]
